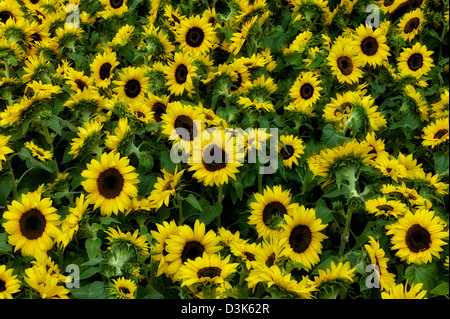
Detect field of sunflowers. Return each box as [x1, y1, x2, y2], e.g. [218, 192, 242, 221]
[0, 0, 449, 301]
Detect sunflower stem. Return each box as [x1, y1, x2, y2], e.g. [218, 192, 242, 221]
[338, 206, 353, 257]
[176, 193, 184, 224]
[40, 121, 60, 175]
[6, 159, 18, 200]
[216, 184, 223, 228]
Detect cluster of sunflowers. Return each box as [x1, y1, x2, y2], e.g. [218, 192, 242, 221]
[0, 0, 449, 300]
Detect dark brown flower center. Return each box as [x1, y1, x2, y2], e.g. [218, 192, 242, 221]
[376, 205, 394, 213]
[404, 17, 420, 34]
[265, 253, 276, 267]
[125, 79, 141, 98]
[289, 225, 312, 253]
[197, 267, 222, 279]
[0, 11, 13, 23]
[181, 241, 205, 263]
[109, 0, 124, 9]
[19, 209, 47, 240]
[280, 145, 294, 160]
[174, 115, 196, 141]
[337, 56, 353, 75]
[300, 83, 314, 99]
[230, 72, 243, 92]
[151, 102, 167, 122]
[0, 279, 6, 292]
[185, 27, 205, 48]
[119, 287, 130, 294]
[244, 252, 256, 261]
[361, 37, 379, 56]
[433, 129, 448, 140]
[99, 63, 112, 80]
[405, 224, 431, 253]
[263, 201, 288, 226]
[97, 168, 124, 199]
[407, 53, 423, 71]
[75, 79, 87, 91]
[202, 144, 227, 171]
[175, 64, 188, 84]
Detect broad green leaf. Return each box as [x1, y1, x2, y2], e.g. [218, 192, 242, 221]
[185, 194, 203, 212]
[85, 238, 102, 260]
[198, 202, 222, 226]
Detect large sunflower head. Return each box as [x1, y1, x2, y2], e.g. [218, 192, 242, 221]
[177, 14, 215, 55]
[179, 252, 238, 287]
[164, 220, 222, 281]
[398, 8, 425, 42]
[81, 151, 140, 216]
[90, 49, 119, 88]
[188, 129, 243, 187]
[161, 101, 205, 151]
[327, 36, 364, 84]
[2, 188, 61, 257]
[280, 205, 328, 270]
[352, 24, 390, 67]
[248, 185, 299, 239]
[279, 134, 305, 169]
[113, 66, 149, 101]
[289, 71, 322, 110]
[164, 52, 197, 96]
[386, 209, 448, 264]
[397, 42, 434, 79]
[421, 117, 449, 148]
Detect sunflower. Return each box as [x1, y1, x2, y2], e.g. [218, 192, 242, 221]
[141, 25, 175, 61]
[69, 120, 104, 159]
[0, 134, 14, 171]
[24, 265, 70, 299]
[398, 8, 425, 42]
[322, 90, 358, 131]
[252, 236, 287, 268]
[0, 265, 21, 299]
[381, 282, 427, 299]
[81, 151, 140, 216]
[107, 24, 135, 47]
[179, 252, 238, 287]
[229, 241, 260, 270]
[109, 277, 137, 299]
[364, 236, 396, 291]
[177, 14, 215, 55]
[104, 227, 150, 256]
[289, 71, 322, 110]
[279, 134, 305, 169]
[24, 141, 53, 162]
[360, 131, 389, 164]
[352, 24, 390, 67]
[248, 185, 299, 239]
[365, 197, 408, 218]
[2, 188, 61, 257]
[113, 66, 149, 102]
[0, 0, 23, 23]
[164, 220, 222, 280]
[151, 220, 179, 277]
[246, 264, 316, 299]
[386, 209, 448, 264]
[22, 53, 50, 84]
[147, 93, 169, 123]
[188, 129, 243, 187]
[421, 117, 449, 148]
[374, 156, 408, 182]
[280, 205, 328, 270]
[397, 42, 434, 79]
[128, 100, 153, 124]
[164, 52, 197, 96]
[57, 194, 89, 249]
[313, 261, 356, 289]
[90, 49, 119, 88]
[104, 117, 131, 152]
[161, 101, 204, 152]
[98, 0, 128, 19]
[148, 167, 184, 209]
[327, 36, 364, 84]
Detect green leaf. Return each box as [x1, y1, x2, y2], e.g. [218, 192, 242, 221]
[321, 123, 347, 148]
[404, 263, 438, 294]
[198, 202, 222, 226]
[430, 282, 449, 297]
[0, 232, 12, 254]
[44, 115, 62, 135]
[0, 175, 13, 207]
[315, 199, 333, 224]
[70, 281, 107, 299]
[434, 151, 449, 177]
[185, 194, 203, 212]
[85, 238, 102, 260]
